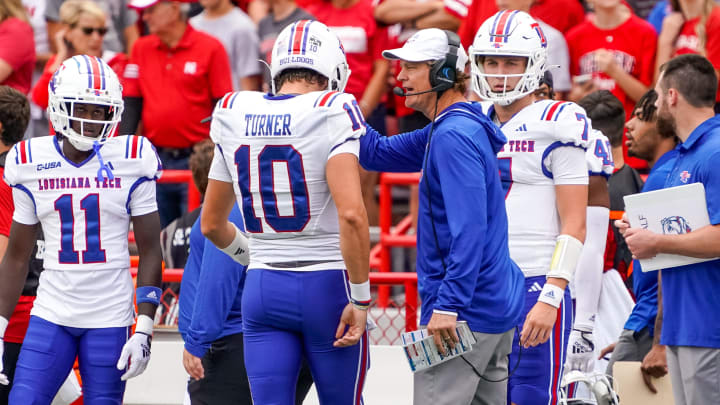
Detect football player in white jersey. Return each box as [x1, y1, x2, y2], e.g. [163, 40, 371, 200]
[0, 55, 163, 404]
[470, 10, 589, 405]
[200, 21, 370, 404]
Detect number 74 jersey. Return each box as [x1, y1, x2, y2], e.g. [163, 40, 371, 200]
[208, 90, 365, 268]
[2, 135, 161, 271]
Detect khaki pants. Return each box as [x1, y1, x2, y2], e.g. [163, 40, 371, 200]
[414, 327, 514, 405]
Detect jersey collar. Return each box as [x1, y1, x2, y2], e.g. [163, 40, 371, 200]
[680, 115, 720, 152]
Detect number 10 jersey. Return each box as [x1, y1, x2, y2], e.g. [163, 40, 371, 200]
[208, 91, 365, 270]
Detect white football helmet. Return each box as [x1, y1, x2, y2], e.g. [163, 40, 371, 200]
[270, 20, 350, 94]
[559, 370, 620, 405]
[469, 10, 548, 105]
[48, 55, 123, 151]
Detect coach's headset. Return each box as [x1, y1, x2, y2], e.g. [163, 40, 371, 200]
[410, 30, 523, 384]
[393, 30, 461, 97]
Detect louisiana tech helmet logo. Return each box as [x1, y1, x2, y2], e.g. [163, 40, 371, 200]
[661, 216, 692, 235]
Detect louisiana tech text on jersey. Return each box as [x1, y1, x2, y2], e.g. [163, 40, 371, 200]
[37, 176, 122, 190]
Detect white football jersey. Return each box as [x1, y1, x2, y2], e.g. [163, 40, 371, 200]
[486, 100, 590, 277]
[208, 90, 364, 270]
[586, 129, 615, 178]
[3, 135, 161, 327]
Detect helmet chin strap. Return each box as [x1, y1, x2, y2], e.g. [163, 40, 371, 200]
[66, 134, 95, 152]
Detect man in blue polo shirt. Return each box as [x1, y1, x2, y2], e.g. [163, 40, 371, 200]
[601, 89, 678, 392]
[617, 54, 720, 405]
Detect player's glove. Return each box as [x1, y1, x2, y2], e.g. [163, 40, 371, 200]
[116, 315, 153, 381]
[0, 316, 9, 385]
[565, 327, 595, 373]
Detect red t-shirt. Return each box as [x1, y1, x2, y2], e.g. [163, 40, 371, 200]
[0, 17, 35, 94]
[566, 14, 657, 169]
[530, 0, 586, 34]
[123, 25, 233, 148]
[306, 0, 387, 101]
[672, 6, 720, 101]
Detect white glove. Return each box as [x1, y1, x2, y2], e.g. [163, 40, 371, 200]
[0, 317, 8, 385]
[116, 315, 153, 381]
[565, 327, 595, 373]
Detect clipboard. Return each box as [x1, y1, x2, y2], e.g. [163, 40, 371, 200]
[623, 183, 718, 271]
[613, 361, 674, 405]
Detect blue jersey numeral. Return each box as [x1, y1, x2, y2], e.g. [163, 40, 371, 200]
[55, 193, 106, 264]
[594, 139, 613, 166]
[575, 113, 589, 141]
[235, 145, 310, 233]
[498, 157, 513, 199]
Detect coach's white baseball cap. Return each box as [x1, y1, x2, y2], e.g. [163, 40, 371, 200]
[382, 28, 468, 71]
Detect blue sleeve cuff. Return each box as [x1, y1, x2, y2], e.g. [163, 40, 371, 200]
[184, 341, 209, 359]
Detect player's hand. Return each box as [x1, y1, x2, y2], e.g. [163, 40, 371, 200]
[641, 344, 668, 393]
[334, 303, 367, 347]
[427, 312, 458, 355]
[624, 227, 660, 260]
[182, 349, 205, 380]
[614, 213, 630, 236]
[565, 328, 595, 372]
[0, 338, 8, 385]
[116, 316, 154, 381]
[599, 342, 616, 360]
[520, 302, 557, 348]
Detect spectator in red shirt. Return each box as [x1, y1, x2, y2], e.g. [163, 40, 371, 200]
[0, 0, 35, 94]
[566, 0, 656, 169]
[655, 0, 720, 106]
[120, 0, 233, 227]
[307, 0, 390, 225]
[31, 0, 128, 112]
[0, 86, 33, 404]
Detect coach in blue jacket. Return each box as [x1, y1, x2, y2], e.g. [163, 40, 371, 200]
[359, 28, 525, 405]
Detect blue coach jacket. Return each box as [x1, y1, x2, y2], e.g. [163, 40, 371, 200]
[360, 101, 524, 333]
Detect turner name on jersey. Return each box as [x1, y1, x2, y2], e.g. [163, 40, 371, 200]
[209, 90, 365, 270]
[3, 135, 162, 271]
[484, 100, 591, 277]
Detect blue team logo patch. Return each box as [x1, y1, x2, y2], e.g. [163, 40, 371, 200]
[661, 216, 692, 235]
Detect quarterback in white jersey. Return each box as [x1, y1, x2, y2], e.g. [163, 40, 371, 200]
[201, 21, 370, 405]
[0, 56, 163, 404]
[471, 11, 589, 405]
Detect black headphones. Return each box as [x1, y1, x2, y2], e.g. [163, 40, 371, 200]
[428, 30, 461, 93]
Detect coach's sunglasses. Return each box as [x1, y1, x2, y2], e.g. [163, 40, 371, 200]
[80, 26, 109, 36]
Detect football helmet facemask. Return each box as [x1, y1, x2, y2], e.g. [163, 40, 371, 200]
[270, 20, 350, 94]
[48, 55, 123, 152]
[469, 10, 548, 106]
[559, 370, 620, 405]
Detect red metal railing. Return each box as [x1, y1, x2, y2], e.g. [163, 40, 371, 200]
[130, 269, 419, 344]
[129, 170, 200, 243]
[371, 172, 420, 307]
[157, 170, 201, 211]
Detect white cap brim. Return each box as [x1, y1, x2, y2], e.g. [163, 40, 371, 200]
[382, 48, 438, 63]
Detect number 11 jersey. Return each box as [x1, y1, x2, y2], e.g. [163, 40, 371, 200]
[208, 91, 365, 270]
